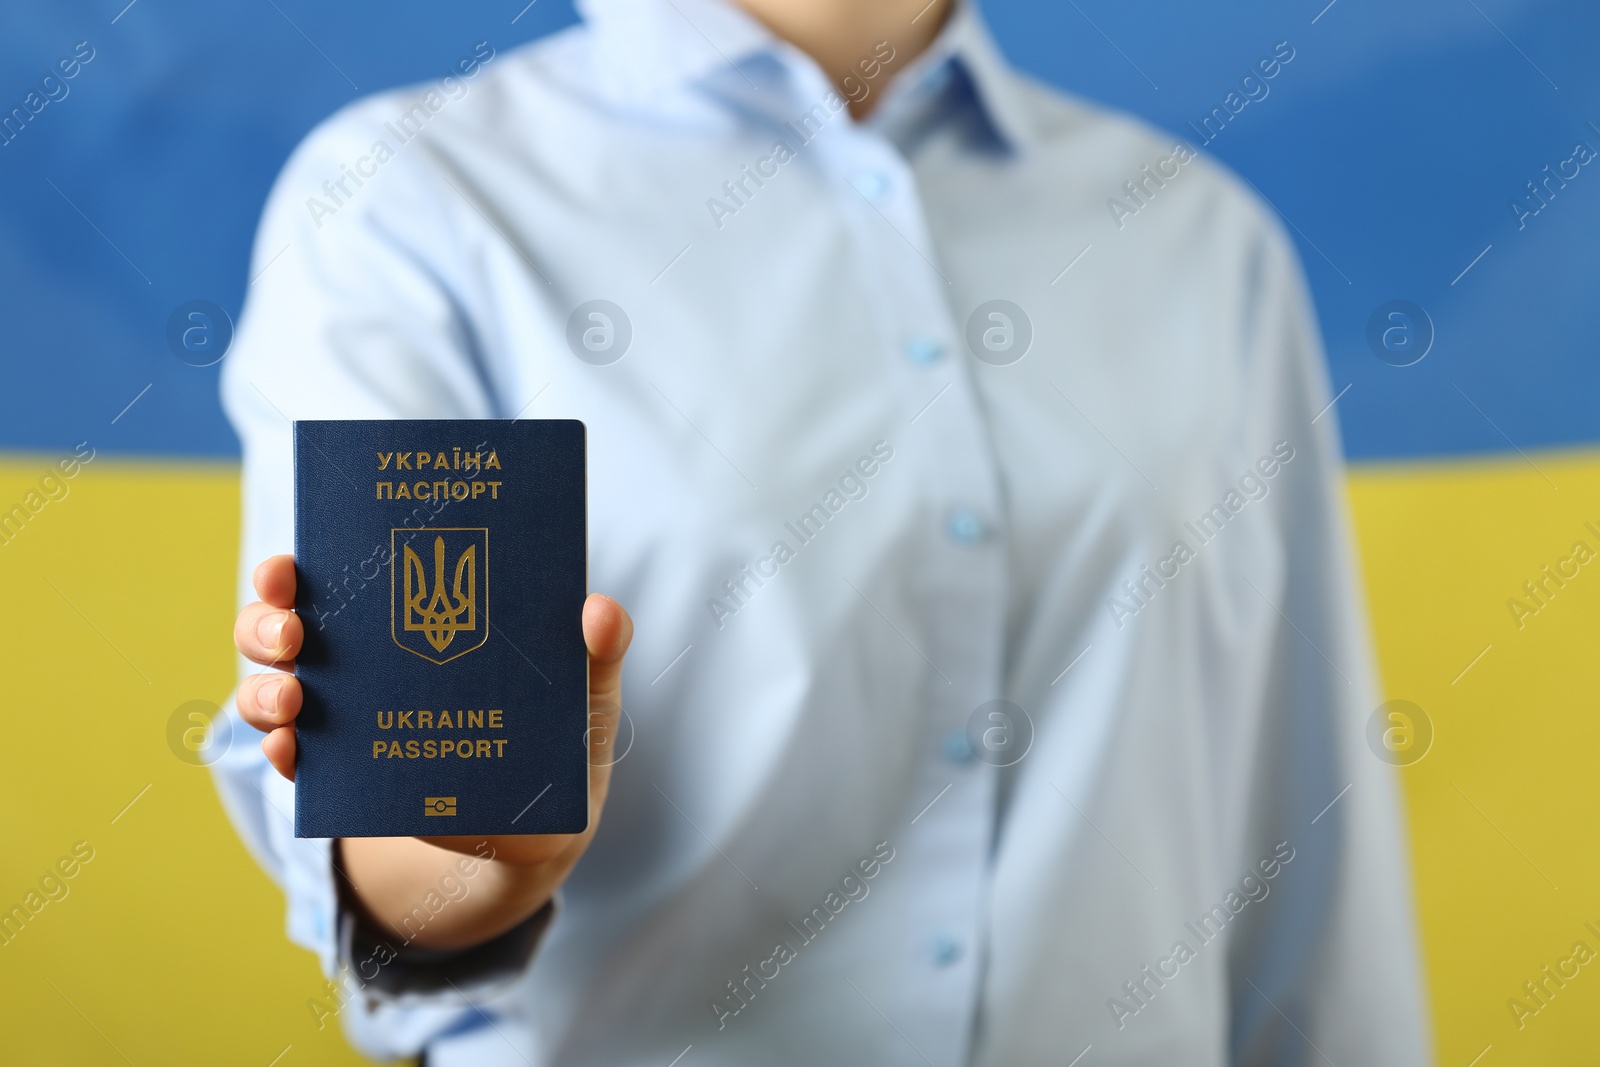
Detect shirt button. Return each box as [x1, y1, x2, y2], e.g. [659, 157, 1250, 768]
[945, 507, 988, 545]
[854, 170, 891, 203]
[941, 729, 974, 764]
[905, 336, 944, 365]
[929, 933, 963, 967]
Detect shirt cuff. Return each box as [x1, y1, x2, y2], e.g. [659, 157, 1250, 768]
[337, 884, 557, 997]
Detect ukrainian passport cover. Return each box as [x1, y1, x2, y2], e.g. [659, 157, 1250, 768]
[291, 419, 588, 838]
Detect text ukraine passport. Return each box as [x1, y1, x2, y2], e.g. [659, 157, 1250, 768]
[292, 419, 588, 839]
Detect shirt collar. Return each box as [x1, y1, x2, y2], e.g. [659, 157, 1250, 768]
[886, 2, 1035, 153]
[578, 0, 1034, 153]
[577, 0, 776, 101]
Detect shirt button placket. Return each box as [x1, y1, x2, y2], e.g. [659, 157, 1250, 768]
[830, 123, 1004, 1066]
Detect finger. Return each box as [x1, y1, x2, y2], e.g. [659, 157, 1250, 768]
[252, 555, 297, 610]
[238, 670, 302, 731]
[583, 594, 632, 709]
[582, 594, 632, 813]
[234, 601, 303, 666]
[261, 725, 296, 781]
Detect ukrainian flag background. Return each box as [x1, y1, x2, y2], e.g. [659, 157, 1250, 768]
[1, 0, 1596, 1063]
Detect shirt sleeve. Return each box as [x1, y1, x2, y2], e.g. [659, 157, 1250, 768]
[208, 102, 552, 1060]
[1224, 216, 1433, 1066]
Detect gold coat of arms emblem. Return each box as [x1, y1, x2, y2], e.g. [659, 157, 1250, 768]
[391, 528, 489, 663]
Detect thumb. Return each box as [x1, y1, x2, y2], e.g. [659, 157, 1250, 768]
[582, 594, 633, 793]
[584, 594, 631, 706]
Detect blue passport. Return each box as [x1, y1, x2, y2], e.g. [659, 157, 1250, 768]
[292, 419, 588, 839]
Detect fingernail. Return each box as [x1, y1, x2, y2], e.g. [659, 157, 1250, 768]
[257, 613, 286, 652]
[259, 676, 285, 713]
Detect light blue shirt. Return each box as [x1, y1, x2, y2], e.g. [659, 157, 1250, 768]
[213, 0, 1430, 1063]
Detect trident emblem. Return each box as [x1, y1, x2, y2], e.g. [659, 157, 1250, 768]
[392, 528, 489, 663]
